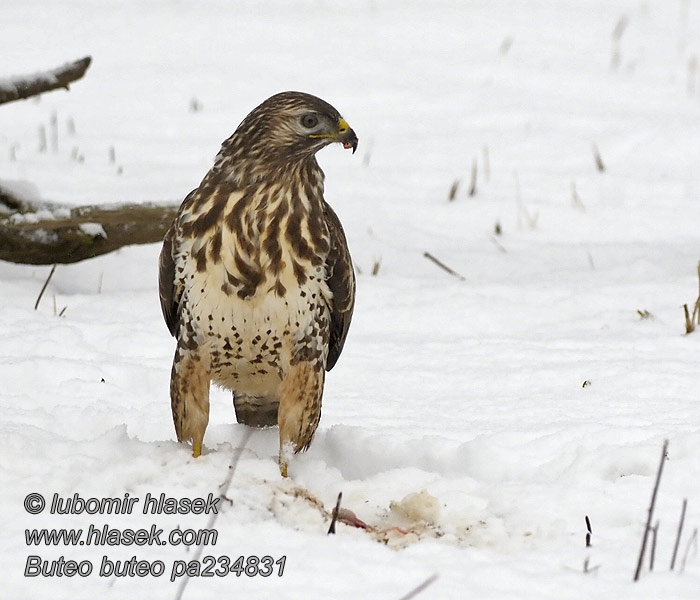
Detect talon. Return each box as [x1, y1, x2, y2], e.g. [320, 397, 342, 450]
[192, 441, 202, 458]
[279, 461, 288, 478]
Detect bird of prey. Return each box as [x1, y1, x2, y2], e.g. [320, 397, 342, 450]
[159, 92, 357, 476]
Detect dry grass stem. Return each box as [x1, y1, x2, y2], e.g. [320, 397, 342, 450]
[585, 515, 592, 547]
[482, 145, 490, 181]
[633, 440, 668, 582]
[680, 528, 697, 574]
[514, 173, 538, 229]
[423, 252, 466, 281]
[448, 179, 460, 201]
[34, 264, 57, 310]
[649, 520, 659, 571]
[489, 236, 507, 253]
[38, 125, 47, 153]
[670, 498, 687, 571]
[571, 182, 585, 211]
[592, 144, 606, 172]
[398, 573, 439, 600]
[50, 110, 58, 153]
[327, 492, 343, 535]
[468, 158, 477, 197]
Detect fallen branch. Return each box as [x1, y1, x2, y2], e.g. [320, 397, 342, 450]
[0, 57, 92, 106]
[0, 189, 178, 264]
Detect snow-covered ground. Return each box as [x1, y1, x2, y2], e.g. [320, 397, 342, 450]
[2, 1, 700, 598]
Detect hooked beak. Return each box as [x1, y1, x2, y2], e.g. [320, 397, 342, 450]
[337, 118, 359, 154]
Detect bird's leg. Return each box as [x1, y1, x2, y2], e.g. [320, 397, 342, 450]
[277, 361, 324, 477]
[170, 345, 211, 458]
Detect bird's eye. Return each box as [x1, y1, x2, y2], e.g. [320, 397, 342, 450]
[301, 114, 319, 129]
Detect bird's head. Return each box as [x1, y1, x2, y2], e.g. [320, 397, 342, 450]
[223, 91, 358, 165]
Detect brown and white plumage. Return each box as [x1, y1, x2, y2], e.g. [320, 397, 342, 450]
[158, 92, 357, 476]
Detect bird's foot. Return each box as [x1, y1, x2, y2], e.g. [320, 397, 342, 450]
[192, 441, 202, 458]
[279, 440, 296, 477]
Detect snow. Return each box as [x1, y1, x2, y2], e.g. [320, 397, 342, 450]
[77, 222, 106, 238]
[0, 79, 19, 98]
[8, 208, 71, 224]
[1, 0, 700, 598]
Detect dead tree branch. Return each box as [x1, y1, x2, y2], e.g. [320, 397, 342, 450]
[0, 186, 178, 264]
[0, 57, 92, 106]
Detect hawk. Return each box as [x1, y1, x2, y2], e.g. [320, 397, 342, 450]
[159, 92, 357, 476]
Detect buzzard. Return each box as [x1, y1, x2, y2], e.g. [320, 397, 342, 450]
[159, 92, 357, 476]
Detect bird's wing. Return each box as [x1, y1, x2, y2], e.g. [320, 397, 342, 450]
[158, 220, 181, 338]
[159, 191, 196, 337]
[323, 201, 355, 371]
